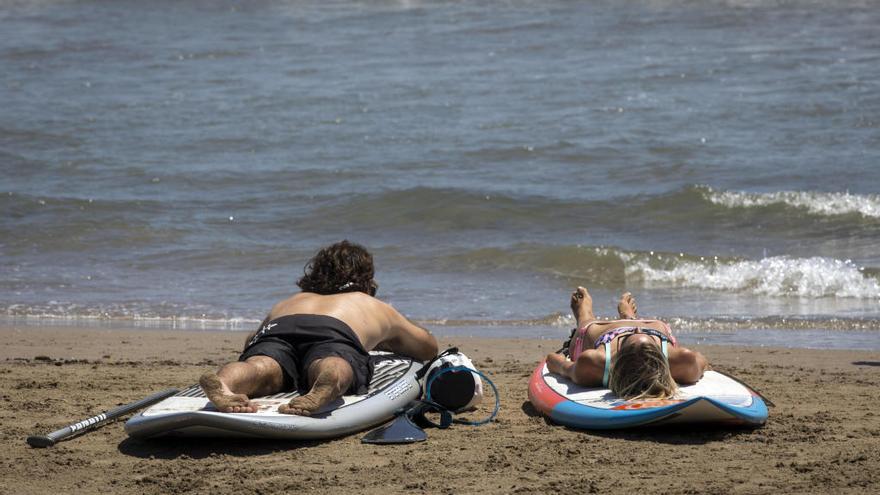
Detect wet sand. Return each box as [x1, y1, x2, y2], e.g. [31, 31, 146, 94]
[1, 324, 878, 494]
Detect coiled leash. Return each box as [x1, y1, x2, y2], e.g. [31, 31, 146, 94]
[362, 349, 500, 443]
[417, 365, 501, 428]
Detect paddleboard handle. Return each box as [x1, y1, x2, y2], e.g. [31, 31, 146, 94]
[26, 387, 179, 448]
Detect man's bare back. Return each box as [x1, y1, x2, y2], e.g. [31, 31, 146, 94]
[203, 292, 437, 415]
[256, 292, 434, 358]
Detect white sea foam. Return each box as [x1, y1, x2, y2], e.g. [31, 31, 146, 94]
[700, 186, 880, 219]
[624, 254, 880, 299]
[2, 306, 260, 330]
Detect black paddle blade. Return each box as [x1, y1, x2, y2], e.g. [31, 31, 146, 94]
[361, 414, 427, 444]
[26, 435, 55, 448]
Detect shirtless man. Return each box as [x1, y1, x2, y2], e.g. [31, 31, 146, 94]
[546, 287, 708, 399]
[200, 241, 438, 415]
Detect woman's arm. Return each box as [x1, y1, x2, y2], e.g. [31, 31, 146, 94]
[546, 350, 605, 387]
[668, 347, 709, 384]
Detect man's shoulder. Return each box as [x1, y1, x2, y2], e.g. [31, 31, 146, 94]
[281, 291, 391, 310]
[301, 291, 390, 312]
[343, 291, 390, 309]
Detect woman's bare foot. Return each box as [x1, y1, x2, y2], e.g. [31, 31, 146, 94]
[570, 286, 596, 327]
[617, 292, 637, 319]
[199, 372, 256, 413]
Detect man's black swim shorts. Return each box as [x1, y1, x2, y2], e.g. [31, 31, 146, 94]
[239, 314, 373, 395]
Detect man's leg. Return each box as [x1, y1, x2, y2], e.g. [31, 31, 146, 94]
[200, 355, 285, 413]
[279, 357, 353, 416]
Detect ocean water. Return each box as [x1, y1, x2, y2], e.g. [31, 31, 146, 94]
[2, 0, 879, 349]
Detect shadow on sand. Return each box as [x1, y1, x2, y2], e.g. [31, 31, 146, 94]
[853, 361, 880, 367]
[519, 400, 762, 445]
[118, 436, 321, 459]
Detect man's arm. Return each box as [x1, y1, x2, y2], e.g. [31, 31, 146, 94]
[381, 309, 438, 362]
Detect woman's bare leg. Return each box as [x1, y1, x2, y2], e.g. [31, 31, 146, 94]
[571, 286, 596, 328]
[617, 292, 637, 319]
[546, 286, 600, 382]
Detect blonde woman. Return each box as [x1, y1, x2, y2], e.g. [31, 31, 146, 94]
[545, 287, 708, 399]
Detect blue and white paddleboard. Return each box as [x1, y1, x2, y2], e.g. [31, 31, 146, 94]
[529, 360, 768, 430]
[125, 353, 421, 440]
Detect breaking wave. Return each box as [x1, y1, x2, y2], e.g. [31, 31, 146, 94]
[437, 244, 880, 299]
[623, 252, 880, 299]
[699, 186, 880, 219]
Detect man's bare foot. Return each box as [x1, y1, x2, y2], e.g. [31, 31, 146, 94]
[278, 363, 344, 416]
[570, 286, 596, 327]
[617, 292, 637, 319]
[279, 393, 325, 416]
[278, 385, 335, 416]
[199, 372, 256, 413]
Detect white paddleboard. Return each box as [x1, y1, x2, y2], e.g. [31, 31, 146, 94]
[125, 353, 421, 440]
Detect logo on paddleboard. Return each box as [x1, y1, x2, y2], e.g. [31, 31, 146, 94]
[384, 381, 413, 401]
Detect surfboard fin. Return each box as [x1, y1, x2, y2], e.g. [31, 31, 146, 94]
[361, 410, 427, 444]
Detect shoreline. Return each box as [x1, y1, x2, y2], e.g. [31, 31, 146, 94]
[2, 325, 878, 494]
[4, 319, 880, 351]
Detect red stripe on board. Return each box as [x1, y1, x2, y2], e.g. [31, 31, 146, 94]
[527, 360, 566, 413]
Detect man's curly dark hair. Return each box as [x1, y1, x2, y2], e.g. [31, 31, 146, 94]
[297, 240, 377, 296]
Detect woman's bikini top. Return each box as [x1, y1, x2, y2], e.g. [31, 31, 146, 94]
[566, 321, 677, 387]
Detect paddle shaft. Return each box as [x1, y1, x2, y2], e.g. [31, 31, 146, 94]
[26, 387, 179, 448]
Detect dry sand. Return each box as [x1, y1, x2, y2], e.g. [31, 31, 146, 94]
[1, 324, 878, 494]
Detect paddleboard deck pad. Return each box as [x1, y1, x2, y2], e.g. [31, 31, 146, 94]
[529, 361, 768, 430]
[125, 353, 421, 440]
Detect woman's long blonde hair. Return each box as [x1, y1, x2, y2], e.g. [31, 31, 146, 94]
[609, 340, 677, 400]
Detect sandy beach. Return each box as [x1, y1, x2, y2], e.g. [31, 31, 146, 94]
[4, 1, 879, 494]
[0, 324, 877, 494]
